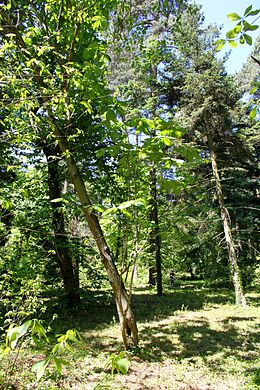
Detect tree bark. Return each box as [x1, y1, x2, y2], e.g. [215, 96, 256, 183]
[42, 144, 81, 307]
[149, 167, 163, 296]
[149, 62, 163, 297]
[52, 126, 138, 349]
[208, 139, 246, 307]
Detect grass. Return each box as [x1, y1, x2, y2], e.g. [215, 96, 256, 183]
[0, 283, 259, 390]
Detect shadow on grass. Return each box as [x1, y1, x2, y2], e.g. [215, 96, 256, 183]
[47, 285, 233, 333]
[136, 314, 260, 379]
[132, 287, 234, 322]
[45, 286, 259, 371]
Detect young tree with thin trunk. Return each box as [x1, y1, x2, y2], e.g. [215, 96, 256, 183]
[0, 0, 138, 348]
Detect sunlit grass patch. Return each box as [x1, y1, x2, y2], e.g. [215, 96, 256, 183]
[0, 285, 259, 389]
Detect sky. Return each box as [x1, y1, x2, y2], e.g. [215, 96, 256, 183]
[195, 0, 260, 74]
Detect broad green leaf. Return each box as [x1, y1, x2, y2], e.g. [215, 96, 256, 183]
[104, 109, 117, 122]
[226, 29, 238, 39]
[161, 137, 172, 146]
[80, 100, 93, 114]
[240, 36, 245, 44]
[243, 21, 259, 31]
[228, 40, 238, 48]
[32, 358, 49, 380]
[244, 5, 253, 16]
[234, 24, 242, 34]
[6, 328, 19, 348]
[216, 39, 226, 51]
[53, 356, 62, 375]
[116, 358, 130, 374]
[244, 34, 253, 45]
[246, 9, 260, 17]
[227, 13, 241, 22]
[6, 1, 12, 10]
[118, 199, 142, 210]
[102, 206, 118, 217]
[50, 198, 66, 203]
[250, 106, 257, 119]
[64, 340, 73, 352]
[171, 129, 182, 138]
[250, 85, 258, 95]
[7, 320, 31, 348]
[31, 319, 47, 339]
[121, 209, 132, 218]
[18, 320, 32, 338]
[65, 329, 81, 343]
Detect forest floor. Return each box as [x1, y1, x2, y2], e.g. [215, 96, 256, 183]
[0, 283, 259, 390]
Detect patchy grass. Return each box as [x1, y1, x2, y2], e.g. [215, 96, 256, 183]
[0, 284, 259, 389]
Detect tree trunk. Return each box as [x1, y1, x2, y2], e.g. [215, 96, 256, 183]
[52, 126, 138, 349]
[42, 144, 81, 308]
[209, 141, 246, 307]
[149, 62, 163, 297]
[149, 167, 163, 296]
[148, 266, 157, 286]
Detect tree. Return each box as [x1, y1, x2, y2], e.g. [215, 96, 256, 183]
[0, 0, 138, 348]
[166, 6, 247, 305]
[109, 0, 190, 296]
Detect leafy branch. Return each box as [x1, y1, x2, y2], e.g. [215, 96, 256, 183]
[1, 319, 81, 384]
[216, 5, 259, 50]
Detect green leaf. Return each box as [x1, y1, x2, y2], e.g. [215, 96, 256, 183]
[171, 129, 182, 138]
[227, 13, 241, 22]
[32, 358, 49, 380]
[104, 109, 117, 122]
[250, 85, 258, 95]
[52, 356, 62, 375]
[161, 137, 171, 146]
[31, 319, 48, 339]
[65, 329, 81, 343]
[234, 24, 242, 34]
[6, 320, 32, 348]
[118, 200, 139, 210]
[243, 34, 253, 45]
[216, 39, 226, 51]
[243, 21, 259, 31]
[50, 197, 68, 203]
[6, 165, 18, 172]
[80, 100, 93, 114]
[6, 1, 12, 10]
[244, 5, 253, 16]
[91, 15, 105, 30]
[240, 36, 245, 44]
[250, 106, 257, 119]
[226, 29, 237, 39]
[116, 358, 130, 374]
[228, 40, 238, 48]
[246, 9, 260, 17]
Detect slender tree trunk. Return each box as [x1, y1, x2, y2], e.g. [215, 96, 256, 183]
[149, 62, 163, 296]
[208, 139, 246, 307]
[70, 217, 80, 289]
[149, 166, 163, 296]
[42, 144, 81, 307]
[52, 126, 138, 349]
